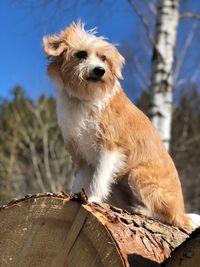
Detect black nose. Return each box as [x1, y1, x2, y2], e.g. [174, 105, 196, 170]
[93, 67, 105, 78]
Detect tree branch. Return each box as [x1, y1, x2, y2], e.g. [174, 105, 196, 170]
[180, 12, 200, 20]
[128, 0, 155, 46]
[174, 22, 197, 84]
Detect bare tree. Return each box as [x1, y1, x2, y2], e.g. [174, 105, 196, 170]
[0, 88, 74, 201]
[150, 0, 179, 151]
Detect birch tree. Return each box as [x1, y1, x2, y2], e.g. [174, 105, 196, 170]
[150, 0, 179, 150]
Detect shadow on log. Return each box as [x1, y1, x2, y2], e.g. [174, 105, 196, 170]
[0, 192, 199, 267]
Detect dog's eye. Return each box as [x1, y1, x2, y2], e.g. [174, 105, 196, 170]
[75, 51, 88, 59]
[100, 55, 106, 61]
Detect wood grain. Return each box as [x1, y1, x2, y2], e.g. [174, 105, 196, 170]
[0, 192, 199, 267]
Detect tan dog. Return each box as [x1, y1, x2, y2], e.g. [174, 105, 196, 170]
[43, 21, 199, 229]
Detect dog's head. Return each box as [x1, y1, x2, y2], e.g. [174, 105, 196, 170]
[43, 21, 125, 100]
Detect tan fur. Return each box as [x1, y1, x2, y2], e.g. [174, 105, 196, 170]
[43, 22, 191, 229]
[98, 88, 189, 227]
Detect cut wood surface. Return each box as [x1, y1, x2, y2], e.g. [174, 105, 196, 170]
[0, 192, 199, 267]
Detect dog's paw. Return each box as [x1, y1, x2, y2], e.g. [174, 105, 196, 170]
[188, 213, 200, 230]
[88, 196, 101, 203]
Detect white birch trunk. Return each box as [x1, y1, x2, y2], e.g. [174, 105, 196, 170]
[150, 0, 179, 151]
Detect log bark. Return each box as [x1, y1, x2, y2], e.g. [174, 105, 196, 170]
[0, 192, 199, 267]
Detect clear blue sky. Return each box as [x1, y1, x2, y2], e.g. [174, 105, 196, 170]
[1, 0, 200, 101]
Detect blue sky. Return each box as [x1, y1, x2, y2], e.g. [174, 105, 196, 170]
[1, 0, 200, 102]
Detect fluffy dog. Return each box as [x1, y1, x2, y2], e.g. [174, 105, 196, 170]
[43, 21, 199, 229]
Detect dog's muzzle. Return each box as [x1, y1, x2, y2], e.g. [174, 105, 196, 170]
[93, 67, 105, 78]
[87, 66, 105, 82]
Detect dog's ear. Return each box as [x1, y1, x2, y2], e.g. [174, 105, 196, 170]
[114, 52, 125, 80]
[43, 33, 67, 57]
[111, 49, 125, 80]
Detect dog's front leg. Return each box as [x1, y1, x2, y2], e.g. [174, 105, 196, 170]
[88, 150, 124, 203]
[72, 165, 94, 194]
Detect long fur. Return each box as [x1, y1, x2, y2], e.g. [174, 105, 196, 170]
[43, 21, 198, 229]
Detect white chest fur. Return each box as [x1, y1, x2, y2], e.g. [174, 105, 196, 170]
[56, 88, 100, 165]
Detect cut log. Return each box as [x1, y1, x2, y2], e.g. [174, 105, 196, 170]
[0, 192, 199, 267]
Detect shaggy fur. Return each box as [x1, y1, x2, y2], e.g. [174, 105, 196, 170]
[44, 21, 196, 229]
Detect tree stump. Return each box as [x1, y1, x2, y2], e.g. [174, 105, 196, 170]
[0, 192, 199, 267]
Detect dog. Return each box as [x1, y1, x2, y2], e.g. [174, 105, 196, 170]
[43, 21, 200, 229]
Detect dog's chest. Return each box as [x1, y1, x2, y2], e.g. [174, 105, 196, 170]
[56, 91, 100, 165]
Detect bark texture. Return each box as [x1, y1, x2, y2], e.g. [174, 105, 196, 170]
[150, 0, 179, 150]
[0, 192, 199, 267]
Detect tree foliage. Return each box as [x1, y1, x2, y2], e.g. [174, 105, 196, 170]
[0, 86, 74, 201]
[171, 85, 200, 212]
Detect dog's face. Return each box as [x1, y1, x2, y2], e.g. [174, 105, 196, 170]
[43, 22, 125, 100]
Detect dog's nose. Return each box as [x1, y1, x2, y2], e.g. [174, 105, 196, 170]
[93, 67, 105, 78]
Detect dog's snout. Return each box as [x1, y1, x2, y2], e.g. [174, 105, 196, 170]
[93, 67, 105, 78]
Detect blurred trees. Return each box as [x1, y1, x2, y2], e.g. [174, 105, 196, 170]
[171, 86, 200, 212]
[0, 86, 73, 202]
[128, 0, 200, 151]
